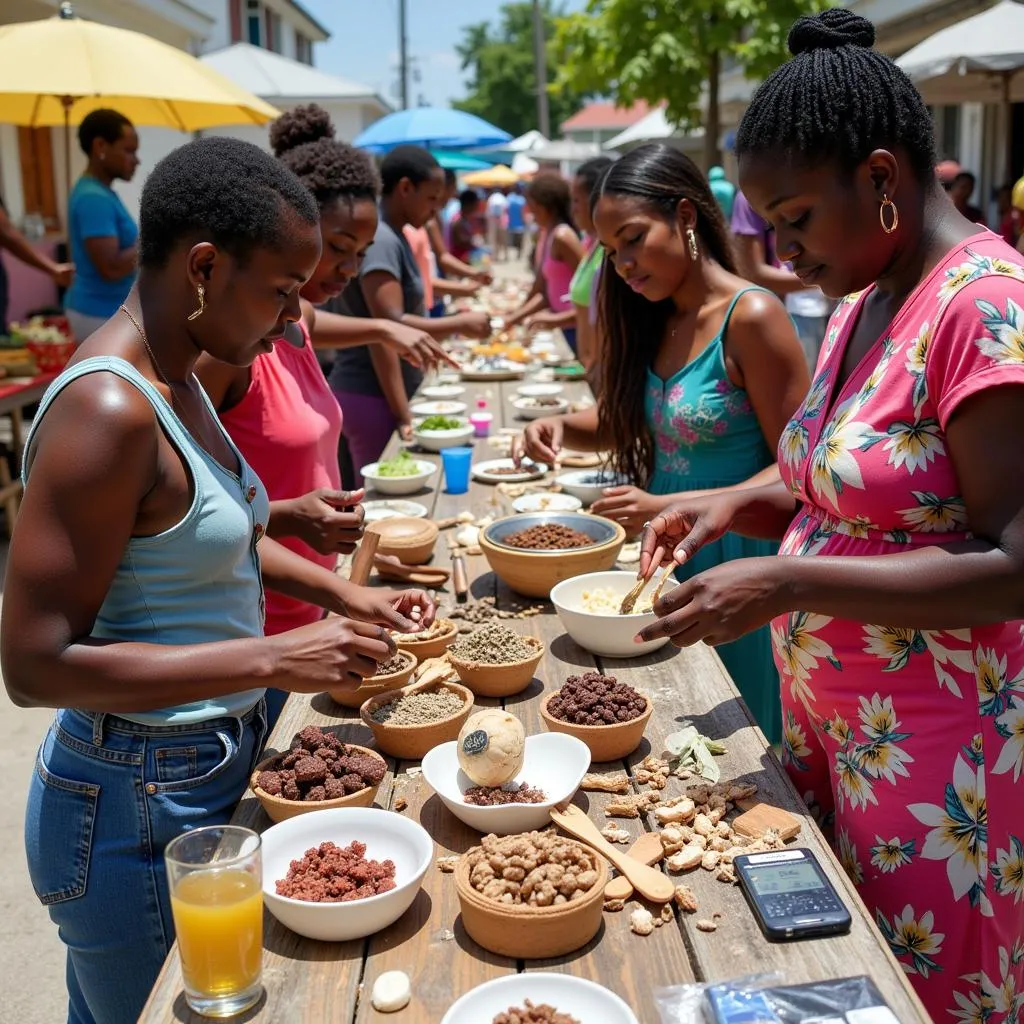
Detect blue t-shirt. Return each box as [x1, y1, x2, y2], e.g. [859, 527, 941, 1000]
[506, 193, 526, 232]
[65, 176, 138, 318]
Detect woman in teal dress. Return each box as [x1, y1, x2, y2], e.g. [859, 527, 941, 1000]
[516, 144, 809, 742]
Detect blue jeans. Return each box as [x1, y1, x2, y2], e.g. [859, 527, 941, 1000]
[25, 701, 268, 1024]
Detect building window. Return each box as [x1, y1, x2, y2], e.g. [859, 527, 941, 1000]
[247, 0, 262, 47]
[17, 127, 59, 232]
[295, 32, 312, 65]
[268, 11, 282, 53]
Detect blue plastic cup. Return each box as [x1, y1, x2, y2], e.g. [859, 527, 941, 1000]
[441, 446, 473, 494]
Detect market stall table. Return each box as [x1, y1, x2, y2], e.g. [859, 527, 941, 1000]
[0, 371, 56, 532]
[140, 368, 929, 1024]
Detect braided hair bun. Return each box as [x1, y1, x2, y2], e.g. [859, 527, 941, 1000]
[269, 104, 335, 157]
[788, 8, 875, 55]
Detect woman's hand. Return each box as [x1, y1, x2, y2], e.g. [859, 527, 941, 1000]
[455, 311, 493, 339]
[639, 493, 743, 578]
[524, 310, 563, 333]
[591, 486, 665, 536]
[275, 489, 365, 555]
[341, 585, 436, 633]
[379, 321, 458, 371]
[271, 617, 397, 691]
[636, 557, 788, 649]
[398, 422, 414, 443]
[512, 418, 564, 466]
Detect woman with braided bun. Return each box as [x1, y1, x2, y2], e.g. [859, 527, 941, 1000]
[639, 10, 1024, 1016]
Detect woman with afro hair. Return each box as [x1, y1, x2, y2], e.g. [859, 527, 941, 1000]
[640, 10, 1024, 1016]
[196, 104, 444, 727]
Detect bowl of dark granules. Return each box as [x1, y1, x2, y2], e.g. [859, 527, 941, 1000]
[447, 622, 546, 697]
[480, 513, 626, 599]
[360, 680, 475, 760]
[327, 649, 418, 708]
[540, 672, 652, 762]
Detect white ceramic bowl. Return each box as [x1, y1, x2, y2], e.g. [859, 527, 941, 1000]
[551, 570, 673, 658]
[413, 420, 475, 452]
[555, 468, 631, 507]
[421, 384, 466, 399]
[362, 499, 429, 523]
[511, 492, 583, 514]
[441, 973, 639, 1024]
[261, 807, 433, 942]
[361, 459, 437, 496]
[421, 733, 591, 835]
[517, 383, 564, 398]
[511, 396, 570, 421]
[410, 400, 468, 417]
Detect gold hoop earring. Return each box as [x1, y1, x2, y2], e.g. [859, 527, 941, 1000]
[880, 195, 899, 235]
[687, 227, 699, 261]
[187, 284, 205, 322]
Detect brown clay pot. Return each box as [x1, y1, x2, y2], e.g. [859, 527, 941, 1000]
[448, 636, 545, 698]
[359, 680, 474, 760]
[539, 692, 652, 763]
[392, 618, 459, 661]
[327, 650, 418, 708]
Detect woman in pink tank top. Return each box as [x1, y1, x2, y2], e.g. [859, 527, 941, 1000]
[196, 105, 447, 727]
[503, 172, 584, 351]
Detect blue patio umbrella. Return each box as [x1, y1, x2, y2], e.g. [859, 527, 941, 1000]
[355, 107, 511, 154]
[429, 149, 495, 171]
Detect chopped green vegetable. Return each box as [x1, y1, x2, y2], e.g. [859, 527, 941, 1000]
[664, 726, 725, 783]
[418, 415, 463, 431]
[376, 450, 422, 478]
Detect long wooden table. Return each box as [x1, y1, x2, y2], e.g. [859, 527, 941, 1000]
[141, 368, 930, 1024]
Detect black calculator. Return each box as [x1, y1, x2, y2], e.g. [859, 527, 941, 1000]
[733, 847, 852, 941]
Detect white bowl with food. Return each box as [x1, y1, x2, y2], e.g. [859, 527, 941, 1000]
[516, 383, 564, 398]
[421, 732, 591, 835]
[261, 807, 433, 942]
[410, 399, 468, 418]
[511, 492, 583, 514]
[361, 452, 437, 496]
[412, 417, 475, 452]
[362, 499, 429, 523]
[550, 570, 673, 658]
[555, 468, 631, 507]
[511, 395, 570, 420]
[471, 458, 548, 484]
[421, 384, 466, 399]
[441, 973, 639, 1024]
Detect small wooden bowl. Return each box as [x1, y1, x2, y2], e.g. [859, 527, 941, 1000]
[448, 636, 545, 698]
[366, 516, 439, 565]
[455, 846, 608, 958]
[250, 744, 386, 823]
[392, 618, 459, 661]
[360, 680, 474, 760]
[539, 692, 653, 762]
[327, 650, 418, 708]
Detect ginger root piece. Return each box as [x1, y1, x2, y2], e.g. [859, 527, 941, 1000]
[581, 771, 630, 794]
[654, 796, 695, 825]
[601, 824, 631, 844]
[630, 907, 656, 936]
[673, 883, 699, 913]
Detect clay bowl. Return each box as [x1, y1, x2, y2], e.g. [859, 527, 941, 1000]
[366, 516, 439, 566]
[539, 691, 653, 763]
[327, 650, 418, 709]
[480, 513, 626, 599]
[360, 680, 474, 760]
[454, 844, 608, 958]
[448, 635, 545, 698]
[250, 744, 387, 824]
[391, 618, 459, 661]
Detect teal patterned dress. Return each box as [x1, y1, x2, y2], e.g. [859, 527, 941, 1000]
[645, 286, 782, 742]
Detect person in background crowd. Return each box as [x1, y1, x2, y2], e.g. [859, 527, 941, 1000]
[64, 108, 139, 344]
[516, 143, 809, 743]
[449, 189, 482, 264]
[995, 183, 1017, 246]
[504, 173, 584, 351]
[0, 197, 74, 331]
[935, 157, 961, 191]
[330, 146, 490, 479]
[642, 10, 1024, 1017]
[440, 168, 460, 243]
[4, 136, 433, 1024]
[506, 183, 527, 259]
[708, 165, 736, 220]
[951, 170, 986, 225]
[196, 105, 444, 729]
[486, 187, 508, 261]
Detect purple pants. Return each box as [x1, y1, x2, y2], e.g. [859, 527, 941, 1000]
[335, 390, 398, 486]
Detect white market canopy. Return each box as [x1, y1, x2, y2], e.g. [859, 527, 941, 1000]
[530, 138, 604, 162]
[896, 0, 1024, 104]
[604, 105, 695, 149]
[506, 129, 549, 152]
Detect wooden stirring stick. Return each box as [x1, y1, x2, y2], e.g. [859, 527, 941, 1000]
[349, 531, 380, 587]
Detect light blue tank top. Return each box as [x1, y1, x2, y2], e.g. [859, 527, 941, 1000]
[25, 357, 270, 725]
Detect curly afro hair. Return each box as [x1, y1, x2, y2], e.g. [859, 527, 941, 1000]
[269, 104, 379, 210]
[139, 136, 319, 268]
[78, 108, 133, 156]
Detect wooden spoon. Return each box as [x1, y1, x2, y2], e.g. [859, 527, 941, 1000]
[549, 804, 675, 903]
[603, 832, 665, 901]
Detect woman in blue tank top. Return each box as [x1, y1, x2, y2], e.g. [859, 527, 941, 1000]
[1, 138, 434, 1024]
[515, 144, 810, 743]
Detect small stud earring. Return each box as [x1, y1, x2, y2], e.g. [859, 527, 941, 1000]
[687, 227, 699, 261]
[187, 284, 206, 322]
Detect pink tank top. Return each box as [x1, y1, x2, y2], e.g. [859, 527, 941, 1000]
[542, 227, 575, 313]
[219, 321, 343, 636]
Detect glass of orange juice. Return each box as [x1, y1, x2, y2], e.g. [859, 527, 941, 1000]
[165, 825, 263, 1018]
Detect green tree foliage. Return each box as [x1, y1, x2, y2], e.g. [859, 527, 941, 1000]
[454, 1, 588, 138]
[555, 0, 828, 166]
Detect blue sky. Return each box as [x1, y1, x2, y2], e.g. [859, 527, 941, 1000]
[301, 1, 587, 108]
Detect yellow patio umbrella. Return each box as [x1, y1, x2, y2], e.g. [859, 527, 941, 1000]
[462, 164, 521, 189]
[0, 2, 280, 203]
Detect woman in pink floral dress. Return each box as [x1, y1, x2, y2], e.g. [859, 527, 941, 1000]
[638, 9, 1024, 1021]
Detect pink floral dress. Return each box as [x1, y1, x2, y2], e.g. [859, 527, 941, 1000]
[774, 232, 1024, 1022]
